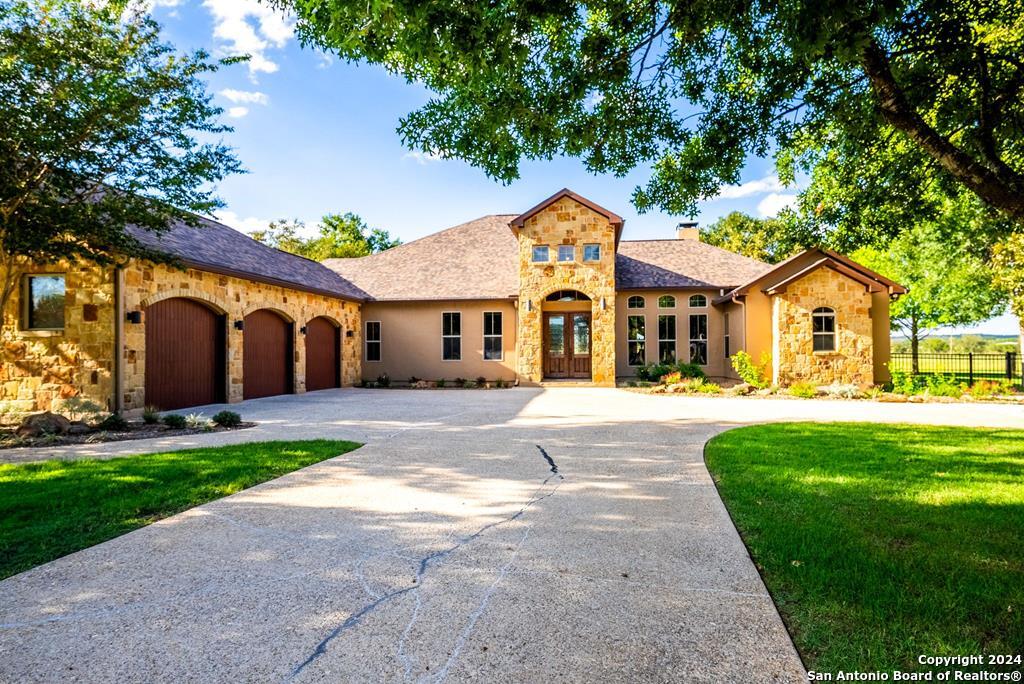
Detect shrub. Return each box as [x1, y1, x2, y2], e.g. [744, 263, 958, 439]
[58, 396, 105, 422]
[637, 362, 673, 382]
[968, 379, 1015, 398]
[696, 381, 721, 394]
[376, 373, 391, 388]
[97, 413, 129, 431]
[925, 374, 962, 397]
[823, 383, 861, 399]
[142, 405, 161, 424]
[476, 376, 487, 387]
[495, 378, 506, 388]
[889, 370, 926, 395]
[787, 381, 818, 398]
[436, 378, 446, 388]
[162, 414, 187, 429]
[731, 351, 770, 389]
[212, 410, 242, 428]
[676, 362, 707, 380]
[454, 377, 467, 387]
[408, 376, 420, 385]
[185, 413, 210, 429]
[661, 371, 682, 385]
[463, 380, 477, 389]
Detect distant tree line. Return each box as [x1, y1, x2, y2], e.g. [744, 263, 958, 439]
[249, 213, 401, 260]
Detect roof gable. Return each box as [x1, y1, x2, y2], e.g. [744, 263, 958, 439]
[509, 189, 624, 243]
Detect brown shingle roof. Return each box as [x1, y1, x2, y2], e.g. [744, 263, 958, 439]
[324, 215, 520, 301]
[128, 216, 368, 301]
[616, 240, 772, 290]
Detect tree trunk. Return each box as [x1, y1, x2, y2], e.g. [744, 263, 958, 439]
[861, 41, 1024, 222]
[910, 317, 920, 374]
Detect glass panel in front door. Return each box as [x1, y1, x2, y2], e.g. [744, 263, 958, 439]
[548, 315, 565, 355]
[572, 314, 590, 355]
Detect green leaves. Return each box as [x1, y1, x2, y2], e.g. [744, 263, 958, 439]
[249, 213, 401, 260]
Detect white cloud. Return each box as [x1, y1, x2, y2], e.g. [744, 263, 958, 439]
[215, 211, 270, 234]
[715, 175, 786, 200]
[202, 0, 295, 77]
[219, 88, 268, 105]
[403, 150, 444, 165]
[227, 106, 249, 118]
[757, 193, 799, 217]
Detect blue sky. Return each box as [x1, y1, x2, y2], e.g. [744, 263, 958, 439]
[150, 0, 1018, 335]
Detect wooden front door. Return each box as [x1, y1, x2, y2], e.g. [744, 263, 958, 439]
[543, 312, 592, 380]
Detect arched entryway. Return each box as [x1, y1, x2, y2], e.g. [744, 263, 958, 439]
[304, 316, 341, 391]
[243, 309, 294, 399]
[145, 297, 226, 410]
[542, 290, 592, 380]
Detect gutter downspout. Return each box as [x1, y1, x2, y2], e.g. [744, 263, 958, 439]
[113, 264, 124, 413]
[512, 296, 520, 386]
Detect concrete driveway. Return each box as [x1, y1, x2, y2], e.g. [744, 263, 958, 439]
[1, 389, 1020, 683]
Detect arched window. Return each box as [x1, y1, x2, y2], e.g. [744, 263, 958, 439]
[658, 295, 676, 308]
[545, 290, 591, 302]
[812, 307, 836, 352]
[627, 295, 645, 309]
[688, 294, 707, 308]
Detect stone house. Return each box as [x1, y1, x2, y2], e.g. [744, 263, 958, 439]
[2, 188, 905, 415]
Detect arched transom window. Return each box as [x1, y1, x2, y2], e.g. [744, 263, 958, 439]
[546, 290, 591, 302]
[688, 294, 707, 308]
[658, 295, 676, 308]
[812, 307, 836, 352]
[627, 295, 645, 309]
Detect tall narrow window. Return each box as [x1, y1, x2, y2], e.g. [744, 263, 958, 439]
[658, 295, 676, 308]
[483, 311, 502, 360]
[812, 307, 836, 351]
[689, 314, 708, 364]
[365, 321, 381, 362]
[25, 274, 65, 330]
[628, 315, 646, 366]
[688, 294, 707, 308]
[627, 295, 645, 309]
[658, 314, 676, 363]
[723, 313, 731, 358]
[442, 312, 462, 360]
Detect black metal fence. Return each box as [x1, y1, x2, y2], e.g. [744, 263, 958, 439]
[890, 351, 1022, 386]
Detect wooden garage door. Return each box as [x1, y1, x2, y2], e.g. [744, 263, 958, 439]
[243, 309, 293, 399]
[145, 298, 225, 410]
[305, 317, 340, 391]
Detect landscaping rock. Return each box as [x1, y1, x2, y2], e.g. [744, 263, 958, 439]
[725, 383, 754, 396]
[16, 411, 72, 437]
[875, 393, 909, 403]
[66, 421, 92, 435]
[412, 380, 430, 389]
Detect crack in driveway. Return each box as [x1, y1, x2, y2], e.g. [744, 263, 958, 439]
[287, 446, 564, 681]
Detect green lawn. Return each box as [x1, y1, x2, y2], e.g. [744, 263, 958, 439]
[0, 440, 361, 580]
[705, 423, 1024, 674]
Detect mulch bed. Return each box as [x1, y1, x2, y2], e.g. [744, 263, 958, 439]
[0, 422, 256, 450]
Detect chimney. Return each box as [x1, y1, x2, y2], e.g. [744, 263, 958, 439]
[676, 221, 700, 241]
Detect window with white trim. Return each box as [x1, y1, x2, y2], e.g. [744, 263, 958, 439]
[25, 274, 65, 330]
[365, 321, 381, 362]
[658, 295, 676, 308]
[688, 294, 707, 307]
[442, 312, 462, 360]
[628, 315, 646, 366]
[532, 245, 549, 263]
[812, 307, 836, 352]
[627, 295, 645, 309]
[689, 314, 708, 365]
[483, 311, 502, 360]
[658, 314, 676, 363]
[558, 245, 575, 262]
[583, 244, 601, 261]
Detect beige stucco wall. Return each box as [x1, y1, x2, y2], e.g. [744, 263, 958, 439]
[772, 266, 875, 386]
[0, 258, 361, 416]
[614, 290, 734, 379]
[516, 199, 618, 385]
[123, 262, 361, 409]
[360, 300, 517, 383]
[1, 260, 115, 416]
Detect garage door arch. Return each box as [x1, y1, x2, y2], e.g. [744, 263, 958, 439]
[145, 297, 226, 410]
[304, 316, 341, 391]
[243, 308, 294, 399]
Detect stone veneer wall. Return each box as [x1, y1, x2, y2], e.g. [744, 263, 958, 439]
[772, 266, 874, 386]
[1, 261, 115, 416]
[121, 262, 361, 409]
[0, 259, 360, 416]
[516, 199, 617, 385]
